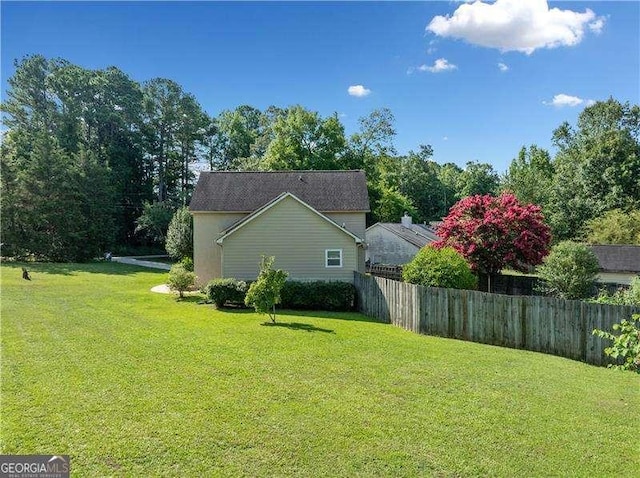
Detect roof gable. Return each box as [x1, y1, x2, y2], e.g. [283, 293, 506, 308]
[216, 192, 364, 244]
[190, 170, 370, 212]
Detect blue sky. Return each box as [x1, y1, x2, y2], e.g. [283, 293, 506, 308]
[1, 1, 639, 172]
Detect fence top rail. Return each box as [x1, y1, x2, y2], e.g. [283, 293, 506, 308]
[355, 271, 640, 314]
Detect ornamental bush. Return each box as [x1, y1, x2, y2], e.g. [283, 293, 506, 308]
[434, 193, 551, 274]
[402, 245, 477, 290]
[179, 256, 194, 272]
[280, 281, 355, 311]
[536, 241, 600, 300]
[167, 264, 196, 298]
[203, 278, 248, 308]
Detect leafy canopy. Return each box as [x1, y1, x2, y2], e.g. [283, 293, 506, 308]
[403, 246, 477, 290]
[434, 193, 551, 274]
[135, 201, 174, 245]
[583, 209, 640, 245]
[536, 241, 600, 300]
[166, 207, 193, 259]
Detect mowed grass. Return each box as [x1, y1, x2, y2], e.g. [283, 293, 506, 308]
[1, 262, 638, 477]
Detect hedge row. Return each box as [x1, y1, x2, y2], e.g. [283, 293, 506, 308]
[202, 279, 355, 311]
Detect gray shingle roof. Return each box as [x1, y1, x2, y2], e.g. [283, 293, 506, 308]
[189, 170, 370, 212]
[375, 223, 440, 248]
[590, 245, 640, 273]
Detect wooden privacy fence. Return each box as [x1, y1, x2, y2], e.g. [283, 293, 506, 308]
[354, 272, 639, 366]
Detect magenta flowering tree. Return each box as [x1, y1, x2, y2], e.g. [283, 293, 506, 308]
[434, 193, 552, 275]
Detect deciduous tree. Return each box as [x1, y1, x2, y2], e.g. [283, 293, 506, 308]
[547, 98, 640, 240]
[244, 256, 288, 323]
[502, 145, 554, 208]
[583, 209, 640, 245]
[434, 193, 551, 274]
[166, 207, 193, 259]
[262, 106, 346, 170]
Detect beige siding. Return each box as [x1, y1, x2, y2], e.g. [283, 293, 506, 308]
[325, 212, 366, 272]
[597, 272, 638, 285]
[325, 212, 366, 239]
[192, 212, 246, 285]
[222, 196, 359, 282]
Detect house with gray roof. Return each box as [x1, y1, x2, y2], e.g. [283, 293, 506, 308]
[590, 245, 640, 285]
[189, 170, 369, 284]
[365, 214, 440, 266]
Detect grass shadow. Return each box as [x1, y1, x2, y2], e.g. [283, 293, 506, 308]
[277, 309, 384, 325]
[174, 295, 206, 304]
[1, 261, 168, 277]
[213, 306, 384, 325]
[260, 321, 335, 334]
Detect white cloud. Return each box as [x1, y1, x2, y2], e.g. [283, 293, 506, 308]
[589, 17, 605, 34]
[443, 136, 449, 141]
[426, 0, 606, 55]
[498, 62, 509, 72]
[348, 85, 371, 97]
[543, 93, 594, 108]
[418, 58, 458, 73]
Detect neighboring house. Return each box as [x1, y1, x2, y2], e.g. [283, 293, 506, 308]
[590, 245, 640, 285]
[366, 213, 440, 265]
[189, 170, 370, 285]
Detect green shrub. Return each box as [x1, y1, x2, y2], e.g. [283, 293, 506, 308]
[593, 314, 640, 373]
[203, 278, 248, 308]
[280, 281, 355, 311]
[179, 256, 194, 272]
[245, 256, 288, 323]
[402, 246, 477, 290]
[201, 279, 356, 312]
[167, 264, 196, 298]
[591, 278, 640, 306]
[536, 241, 600, 300]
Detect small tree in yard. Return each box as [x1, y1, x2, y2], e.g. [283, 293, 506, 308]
[536, 241, 599, 300]
[434, 193, 552, 276]
[403, 246, 477, 290]
[593, 314, 640, 373]
[167, 263, 196, 298]
[245, 256, 288, 323]
[166, 206, 193, 260]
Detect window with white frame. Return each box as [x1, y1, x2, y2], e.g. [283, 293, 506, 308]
[325, 249, 343, 268]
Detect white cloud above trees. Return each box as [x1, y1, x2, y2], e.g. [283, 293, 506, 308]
[543, 94, 595, 108]
[427, 0, 606, 54]
[347, 85, 371, 97]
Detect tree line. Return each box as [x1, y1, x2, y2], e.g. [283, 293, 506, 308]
[1, 55, 638, 261]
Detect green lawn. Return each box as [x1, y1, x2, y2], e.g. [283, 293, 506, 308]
[1, 262, 638, 477]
